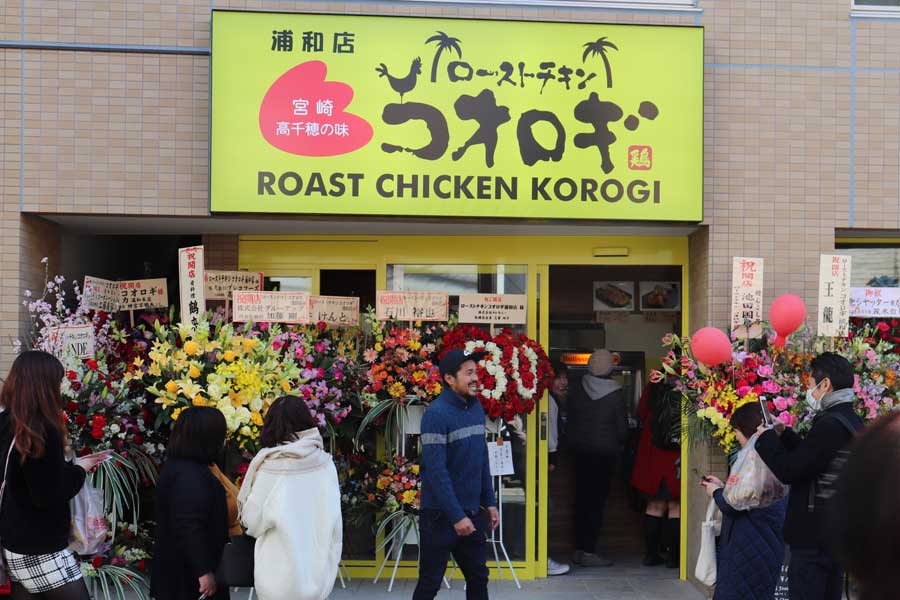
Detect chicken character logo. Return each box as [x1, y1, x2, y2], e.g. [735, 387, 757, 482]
[259, 61, 373, 156]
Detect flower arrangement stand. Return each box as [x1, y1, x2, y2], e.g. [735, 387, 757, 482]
[337, 561, 352, 588]
[372, 517, 452, 592]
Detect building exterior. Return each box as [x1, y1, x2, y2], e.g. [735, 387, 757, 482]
[3, 0, 900, 589]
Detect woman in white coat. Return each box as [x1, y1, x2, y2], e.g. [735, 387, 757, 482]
[237, 396, 342, 600]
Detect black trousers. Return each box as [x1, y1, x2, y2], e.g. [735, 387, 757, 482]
[412, 509, 489, 600]
[573, 452, 616, 553]
[789, 548, 844, 600]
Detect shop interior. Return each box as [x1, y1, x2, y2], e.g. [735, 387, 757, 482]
[548, 265, 683, 563]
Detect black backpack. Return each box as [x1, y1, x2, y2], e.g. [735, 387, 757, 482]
[808, 411, 863, 513]
[649, 386, 681, 451]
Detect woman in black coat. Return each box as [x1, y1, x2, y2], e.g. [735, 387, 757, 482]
[151, 407, 229, 600]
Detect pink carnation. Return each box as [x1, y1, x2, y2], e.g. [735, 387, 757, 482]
[773, 396, 789, 411]
[787, 397, 798, 407]
[762, 380, 782, 395]
[777, 412, 794, 427]
[757, 365, 774, 378]
[736, 386, 753, 398]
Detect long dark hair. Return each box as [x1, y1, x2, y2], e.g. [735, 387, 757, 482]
[259, 396, 318, 449]
[0, 351, 66, 460]
[166, 407, 227, 464]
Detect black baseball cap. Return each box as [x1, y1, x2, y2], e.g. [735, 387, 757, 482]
[439, 348, 487, 378]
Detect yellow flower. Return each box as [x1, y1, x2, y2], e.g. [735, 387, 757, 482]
[411, 464, 420, 475]
[188, 365, 201, 379]
[374, 343, 383, 352]
[280, 380, 292, 393]
[192, 395, 208, 407]
[407, 340, 422, 351]
[165, 380, 179, 395]
[183, 340, 201, 356]
[250, 411, 264, 426]
[132, 357, 144, 368]
[402, 490, 417, 504]
[171, 407, 185, 421]
[148, 363, 162, 377]
[205, 340, 222, 353]
[155, 396, 175, 408]
[242, 338, 258, 353]
[223, 350, 237, 362]
[388, 382, 406, 399]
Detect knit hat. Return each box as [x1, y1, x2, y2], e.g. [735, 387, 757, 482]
[588, 349, 615, 377]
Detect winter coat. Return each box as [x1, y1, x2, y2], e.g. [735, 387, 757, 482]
[712, 490, 787, 600]
[630, 383, 680, 499]
[151, 458, 229, 600]
[755, 393, 863, 550]
[238, 428, 342, 600]
[567, 375, 627, 456]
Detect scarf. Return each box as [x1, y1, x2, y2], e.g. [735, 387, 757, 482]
[820, 387, 856, 412]
[237, 428, 331, 507]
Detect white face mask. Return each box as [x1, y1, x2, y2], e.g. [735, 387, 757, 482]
[806, 381, 824, 411]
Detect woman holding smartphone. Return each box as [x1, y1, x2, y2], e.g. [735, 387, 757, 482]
[700, 403, 787, 600]
[151, 407, 229, 600]
[0, 351, 109, 600]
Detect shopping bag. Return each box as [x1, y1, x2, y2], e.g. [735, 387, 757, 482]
[68, 481, 108, 555]
[218, 534, 256, 588]
[725, 433, 788, 510]
[773, 548, 790, 599]
[695, 498, 720, 587]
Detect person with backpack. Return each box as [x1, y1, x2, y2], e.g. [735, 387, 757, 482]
[755, 352, 863, 600]
[630, 379, 681, 568]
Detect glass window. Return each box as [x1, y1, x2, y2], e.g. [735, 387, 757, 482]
[265, 276, 312, 292]
[388, 264, 530, 560]
[841, 247, 900, 287]
[855, 0, 900, 5]
[852, 0, 900, 16]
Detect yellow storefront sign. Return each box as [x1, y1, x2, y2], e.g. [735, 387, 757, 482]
[211, 11, 703, 221]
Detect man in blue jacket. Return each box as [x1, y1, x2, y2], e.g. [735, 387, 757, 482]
[413, 348, 500, 600]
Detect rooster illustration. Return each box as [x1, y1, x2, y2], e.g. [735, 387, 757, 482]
[375, 57, 422, 102]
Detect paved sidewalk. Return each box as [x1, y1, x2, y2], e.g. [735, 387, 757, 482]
[323, 556, 706, 600]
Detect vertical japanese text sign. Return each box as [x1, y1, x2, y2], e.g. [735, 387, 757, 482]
[730, 257, 764, 339]
[818, 254, 852, 337]
[178, 246, 206, 329]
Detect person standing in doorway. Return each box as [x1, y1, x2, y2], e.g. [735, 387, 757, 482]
[413, 349, 500, 600]
[631, 379, 681, 568]
[755, 353, 864, 600]
[567, 349, 627, 568]
[546, 362, 570, 576]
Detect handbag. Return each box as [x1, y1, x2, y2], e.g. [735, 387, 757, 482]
[0, 437, 17, 587]
[694, 497, 721, 587]
[218, 534, 256, 588]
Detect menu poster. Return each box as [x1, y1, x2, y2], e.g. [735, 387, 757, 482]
[310, 295, 360, 327]
[458, 294, 527, 324]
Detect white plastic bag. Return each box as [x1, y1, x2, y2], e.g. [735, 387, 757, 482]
[695, 498, 720, 587]
[68, 482, 107, 555]
[723, 433, 788, 511]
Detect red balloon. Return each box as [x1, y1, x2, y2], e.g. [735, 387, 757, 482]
[691, 327, 733, 367]
[770, 294, 807, 337]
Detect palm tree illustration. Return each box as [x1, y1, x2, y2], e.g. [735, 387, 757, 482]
[426, 31, 462, 83]
[582, 37, 618, 88]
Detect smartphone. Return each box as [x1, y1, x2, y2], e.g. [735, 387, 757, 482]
[198, 594, 207, 600]
[759, 397, 774, 427]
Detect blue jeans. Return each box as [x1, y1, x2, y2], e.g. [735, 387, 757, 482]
[412, 509, 489, 600]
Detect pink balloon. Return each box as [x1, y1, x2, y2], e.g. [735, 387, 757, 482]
[691, 327, 733, 367]
[770, 294, 807, 337]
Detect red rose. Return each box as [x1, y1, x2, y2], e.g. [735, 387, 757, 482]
[131, 434, 144, 445]
[878, 322, 890, 333]
[316, 321, 327, 333]
[66, 370, 79, 381]
[85, 359, 99, 371]
[136, 560, 145, 572]
[91, 429, 104, 440]
[892, 319, 900, 328]
[74, 414, 87, 427]
[66, 402, 79, 413]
